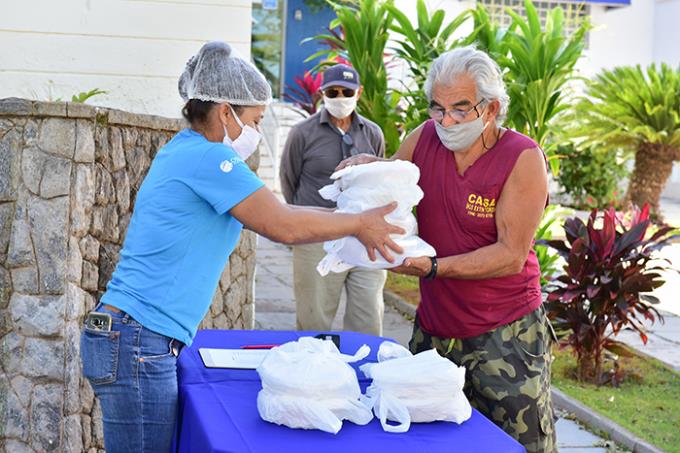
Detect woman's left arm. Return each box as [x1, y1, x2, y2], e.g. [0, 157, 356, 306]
[394, 147, 548, 279]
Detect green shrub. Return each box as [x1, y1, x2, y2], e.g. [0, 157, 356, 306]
[556, 145, 629, 210]
[533, 205, 569, 288]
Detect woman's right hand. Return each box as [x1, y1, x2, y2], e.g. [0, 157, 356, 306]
[356, 202, 405, 262]
[335, 153, 381, 171]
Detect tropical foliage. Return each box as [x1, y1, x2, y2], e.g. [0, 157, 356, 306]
[307, 0, 402, 154]
[386, 0, 472, 133]
[568, 64, 680, 218]
[283, 71, 324, 115]
[471, 0, 589, 173]
[468, 3, 512, 58]
[499, 1, 588, 150]
[533, 205, 569, 288]
[304, 0, 590, 161]
[60, 88, 107, 104]
[556, 144, 629, 210]
[304, 0, 353, 14]
[544, 205, 678, 384]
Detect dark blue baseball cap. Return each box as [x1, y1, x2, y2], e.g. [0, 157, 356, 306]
[321, 64, 360, 90]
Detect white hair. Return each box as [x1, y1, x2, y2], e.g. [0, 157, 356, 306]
[424, 46, 509, 126]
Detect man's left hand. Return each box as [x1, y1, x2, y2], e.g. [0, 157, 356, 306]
[391, 256, 432, 277]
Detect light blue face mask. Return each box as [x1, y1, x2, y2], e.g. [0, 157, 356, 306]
[434, 116, 489, 152]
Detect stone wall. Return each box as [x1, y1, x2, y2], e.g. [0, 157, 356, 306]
[0, 98, 258, 452]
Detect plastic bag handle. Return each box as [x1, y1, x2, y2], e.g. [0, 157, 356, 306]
[318, 182, 342, 201]
[377, 392, 411, 433]
[302, 398, 344, 434]
[338, 344, 370, 363]
[316, 254, 351, 276]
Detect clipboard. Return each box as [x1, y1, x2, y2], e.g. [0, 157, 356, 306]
[199, 348, 269, 369]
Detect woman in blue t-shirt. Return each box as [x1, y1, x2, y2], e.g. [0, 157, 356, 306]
[79, 41, 403, 453]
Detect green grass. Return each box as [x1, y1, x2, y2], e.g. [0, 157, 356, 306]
[385, 272, 420, 305]
[553, 346, 680, 452]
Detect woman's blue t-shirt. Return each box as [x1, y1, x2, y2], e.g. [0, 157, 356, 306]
[101, 128, 264, 346]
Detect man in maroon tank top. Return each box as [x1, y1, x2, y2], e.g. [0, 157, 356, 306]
[338, 46, 556, 452]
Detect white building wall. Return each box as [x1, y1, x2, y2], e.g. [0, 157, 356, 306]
[653, 0, 680, 64]
[577, 0, 655, 77]
[659, 0, 680, 202]
[0, 0, 253, 118]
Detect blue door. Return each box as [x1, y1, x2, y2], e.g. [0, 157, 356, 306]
[283, 0, 337, 99]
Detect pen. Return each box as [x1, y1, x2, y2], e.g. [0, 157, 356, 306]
[241, 344, 279, 349]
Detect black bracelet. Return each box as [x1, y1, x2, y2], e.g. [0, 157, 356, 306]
[424, 257, 438, 280]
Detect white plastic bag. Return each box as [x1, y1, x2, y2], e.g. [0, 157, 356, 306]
[256, 337, 373, 434]
[316, 160, 436, 276]
[360, 342, 472, 433]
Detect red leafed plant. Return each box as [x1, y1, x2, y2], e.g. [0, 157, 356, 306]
[283, 70, 323, 115]
[544, 205, 678, 384]
[283, 53, 350, 116]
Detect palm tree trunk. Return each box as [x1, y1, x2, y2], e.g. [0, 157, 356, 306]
[626, 142, 678, 219]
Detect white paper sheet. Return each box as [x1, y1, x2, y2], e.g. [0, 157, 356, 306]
[199, 348, 269, 369]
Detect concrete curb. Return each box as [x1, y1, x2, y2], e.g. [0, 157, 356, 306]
[383, 289, 666, 453]
[383, 289, 416, 318]
[552, 388, 665, 453]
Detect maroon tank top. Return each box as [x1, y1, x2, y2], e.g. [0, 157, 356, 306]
[413, 120, 543, 339]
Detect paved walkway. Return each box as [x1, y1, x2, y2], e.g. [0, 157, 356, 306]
[253, 236, 623, 451]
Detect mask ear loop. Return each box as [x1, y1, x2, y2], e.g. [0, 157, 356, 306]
[228, 103, 262, 135]
[227, 104, 246, 129]
[479, 103, 501, 150]
[221, 104, 241, 144]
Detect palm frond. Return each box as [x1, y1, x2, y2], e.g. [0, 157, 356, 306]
[569, 63, 680, 151]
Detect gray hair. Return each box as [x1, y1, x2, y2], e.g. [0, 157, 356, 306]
[424, 46, 509, 126]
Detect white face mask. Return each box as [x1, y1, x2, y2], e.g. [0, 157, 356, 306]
[434, 116, 489, 152]
[323, 95, 357, 119]
[223, 105, 262, 160]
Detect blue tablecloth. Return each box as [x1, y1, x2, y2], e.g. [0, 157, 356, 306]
[175, 330, 525, 453]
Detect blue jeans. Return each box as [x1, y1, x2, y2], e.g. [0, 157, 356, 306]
[80, 304, 182, 453]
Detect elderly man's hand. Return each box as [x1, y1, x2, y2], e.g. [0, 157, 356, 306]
[335, 153, 381, 171]
[391, 256, 432, 277]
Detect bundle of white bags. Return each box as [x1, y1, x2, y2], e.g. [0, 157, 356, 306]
[256, 337, 373, 434]
[360, 342, 472, 433]
[256, 338, 471, 434]
[316, 160, 436, 276]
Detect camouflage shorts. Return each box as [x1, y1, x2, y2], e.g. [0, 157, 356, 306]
[409, 307, 557, 453]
